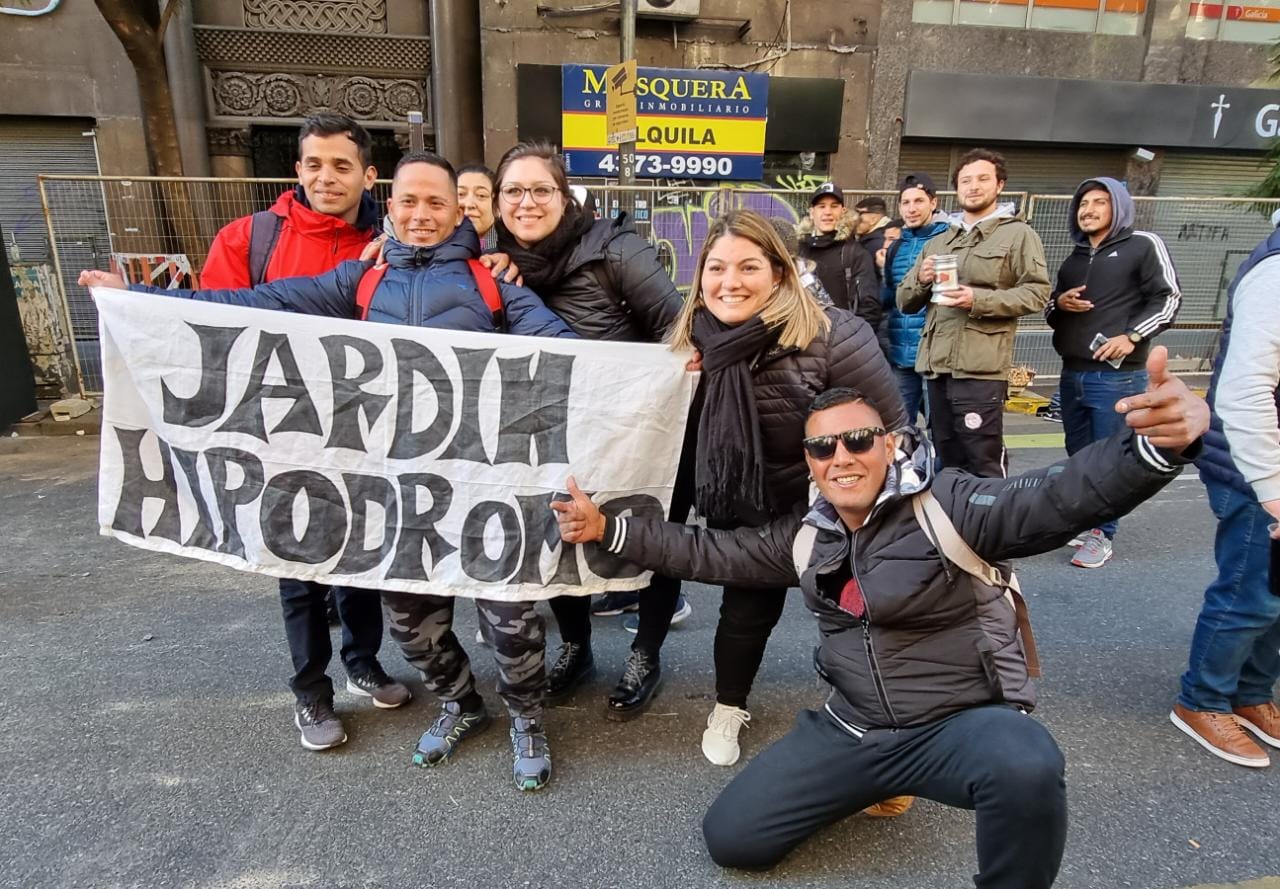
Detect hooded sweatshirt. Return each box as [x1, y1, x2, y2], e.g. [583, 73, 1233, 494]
[200, 186, 380, 289]
[1044, 177, 1181, 372]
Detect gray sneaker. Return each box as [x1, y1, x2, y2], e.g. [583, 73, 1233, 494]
[413, 701, 490, 767]
[294, 699, 347, 751]
[1070, 529, 1113, 569]
[346, 666, 412, 709]
[510, 717, 552, 791]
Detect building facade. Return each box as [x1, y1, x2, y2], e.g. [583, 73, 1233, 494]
[872, 0, 1279, 194]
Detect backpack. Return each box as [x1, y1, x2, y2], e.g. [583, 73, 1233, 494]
[354, 259, 504, 327]
[790, 489, 1041, 678]
[247, 210, 285, 287]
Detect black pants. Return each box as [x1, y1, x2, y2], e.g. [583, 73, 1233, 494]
[549, 430, 696, 657]
[703, 705, 1067, 888]
[280, 579, 383, 703]
[714, 585, 788, 708]
[926, 374, 1007, 478]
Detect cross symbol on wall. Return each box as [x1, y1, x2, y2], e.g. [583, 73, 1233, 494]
[1211, 94, 1231, 139]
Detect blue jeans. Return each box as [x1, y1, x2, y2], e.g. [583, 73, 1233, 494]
[1060, 368, 1148, 539]
[1178, 479, 1280, 713]
[894, 364, 927, 427]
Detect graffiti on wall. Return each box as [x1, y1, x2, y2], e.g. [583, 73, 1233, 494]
[649, 184, 807, 291]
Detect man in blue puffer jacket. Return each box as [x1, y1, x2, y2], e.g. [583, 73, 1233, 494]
[80, 151, 573, 792]
[880, 172, 949, 424]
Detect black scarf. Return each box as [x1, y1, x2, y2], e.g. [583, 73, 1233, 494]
[495, 207, 597, 292]
[691, 310, 778, 527]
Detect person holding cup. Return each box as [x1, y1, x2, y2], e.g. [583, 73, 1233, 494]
[897, 148, 1050, 478]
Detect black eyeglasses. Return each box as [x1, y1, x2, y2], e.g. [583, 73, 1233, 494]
[499, 184, 560, 205]
[802, 426, 886, 460]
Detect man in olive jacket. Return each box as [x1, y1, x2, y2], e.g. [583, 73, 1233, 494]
[552, 347, 1207, 889]
[898, 148, 1050, 476]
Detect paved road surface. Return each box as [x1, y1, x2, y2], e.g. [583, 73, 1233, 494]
[3, 433, 1278, 889]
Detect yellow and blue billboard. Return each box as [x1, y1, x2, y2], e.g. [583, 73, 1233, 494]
[561, 64, 768, 181]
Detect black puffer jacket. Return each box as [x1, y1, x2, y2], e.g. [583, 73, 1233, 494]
[539, 214, 682, 342]
[752, 306, 908, 516]
[604, 428, 1191, 730]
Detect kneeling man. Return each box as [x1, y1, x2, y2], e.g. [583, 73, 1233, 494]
[553, 346, 1207, 889]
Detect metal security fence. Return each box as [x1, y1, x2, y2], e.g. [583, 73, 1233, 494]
[1023, 194, 1280, 379]
[34, 174, 1262, 394]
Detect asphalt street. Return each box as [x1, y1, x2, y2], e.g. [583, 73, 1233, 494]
[3, 427, 1278, 889]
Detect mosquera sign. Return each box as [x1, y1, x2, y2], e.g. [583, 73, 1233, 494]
[562, 64, 768, 180]
[93, 288, 696, 602]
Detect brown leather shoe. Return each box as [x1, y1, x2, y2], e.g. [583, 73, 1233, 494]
[1171, 703, 1270, 768]
[862, 796, 916, 818]
[1233, 702, 1280, 749]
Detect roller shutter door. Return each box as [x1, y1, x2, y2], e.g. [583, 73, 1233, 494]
[1156, 152, 1271, 196]
[0, 117, 101, 263]
[0, 117, 108, 343]
[895, 141, 1127, 194]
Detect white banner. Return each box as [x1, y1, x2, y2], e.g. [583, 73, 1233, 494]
[94, 288, 695, 601]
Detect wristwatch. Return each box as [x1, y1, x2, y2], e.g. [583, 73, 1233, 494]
[1126, 330, 1143, 344]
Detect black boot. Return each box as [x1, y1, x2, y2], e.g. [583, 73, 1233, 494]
[546, 642, 595, 703]
[606, 649, 662, 721]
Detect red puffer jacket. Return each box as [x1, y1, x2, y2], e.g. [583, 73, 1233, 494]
[199, 187, 378, 289]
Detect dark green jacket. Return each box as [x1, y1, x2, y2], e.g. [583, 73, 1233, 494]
[898, 209, 1050, 380]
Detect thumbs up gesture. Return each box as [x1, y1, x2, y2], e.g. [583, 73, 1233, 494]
[550, 476, 607, 544]
[1114, 345, 1210, 452]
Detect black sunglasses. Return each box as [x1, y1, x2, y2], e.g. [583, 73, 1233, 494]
[802, 426, 886, 460]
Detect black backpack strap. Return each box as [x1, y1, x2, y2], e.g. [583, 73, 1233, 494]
[840, 239, 856, 307]
[247, 210, 284, 286]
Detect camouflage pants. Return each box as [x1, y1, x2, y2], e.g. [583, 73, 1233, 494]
[381, 592, 546, 719]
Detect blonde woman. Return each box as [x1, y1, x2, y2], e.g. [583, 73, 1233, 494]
[668, 209, 908, 766]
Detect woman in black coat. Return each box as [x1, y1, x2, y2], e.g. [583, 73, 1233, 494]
[665, 208, 907, 766]
[493, 141, 689, 720]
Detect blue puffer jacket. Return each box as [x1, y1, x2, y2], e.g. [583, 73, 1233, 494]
[880, 219, 950, 369]
[152, 220, 574, 338]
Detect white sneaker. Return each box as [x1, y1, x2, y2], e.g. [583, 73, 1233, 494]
[702, 703, 750, 766]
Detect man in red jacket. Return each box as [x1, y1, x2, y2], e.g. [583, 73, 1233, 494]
[200, 113, 409, 752]
[201, 112, 381, 288]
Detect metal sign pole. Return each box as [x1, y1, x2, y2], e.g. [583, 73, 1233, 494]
[617, 0, 637, 217]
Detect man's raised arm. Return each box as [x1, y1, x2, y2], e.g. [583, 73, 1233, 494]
[553, 477, 800, 589]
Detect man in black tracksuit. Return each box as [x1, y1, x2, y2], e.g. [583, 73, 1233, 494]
[553, 354, 1207, 888]
[1046, 177, 1181, 569]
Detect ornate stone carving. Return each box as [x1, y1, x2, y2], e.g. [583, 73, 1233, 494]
[206, 126, 253, 157]
[193, 26, 429, 76]
[242, 0, 387, 34]
[210, 71, 427, 122]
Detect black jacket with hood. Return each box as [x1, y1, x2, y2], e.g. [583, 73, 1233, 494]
[1045, 177, 1181, 372]
[602, 426, 1192, 731]
[797, 215, 882, 329]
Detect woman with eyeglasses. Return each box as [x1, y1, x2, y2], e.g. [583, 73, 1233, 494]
[665, 209, 907, 767]
[492, 140, 690, 722]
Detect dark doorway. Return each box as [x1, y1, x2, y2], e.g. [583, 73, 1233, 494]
[250, 126, 410, 179]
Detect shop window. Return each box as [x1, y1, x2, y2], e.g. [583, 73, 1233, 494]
[1186, 1, 1280, 43]
[912, 0, 1145, 35]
